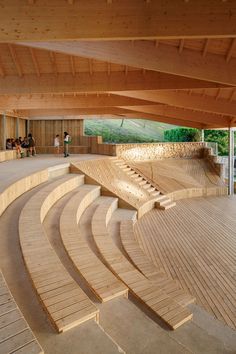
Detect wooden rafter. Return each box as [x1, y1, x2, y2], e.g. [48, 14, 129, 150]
[8, 44, 23, 77]
[178, 39, 185, 54]
[226, 38, 236, 62]
[29, 48, 40, 77]
[202, 38, 210, 57]
[0, 55, 5, 77]
[49, 52, 58, 76]
[70, 56, 76, 77]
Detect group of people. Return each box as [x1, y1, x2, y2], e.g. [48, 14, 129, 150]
[55, 132, 71, 157]
[6, 134, 36, 158]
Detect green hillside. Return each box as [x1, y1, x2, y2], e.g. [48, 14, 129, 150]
[84, 119, 177, 143]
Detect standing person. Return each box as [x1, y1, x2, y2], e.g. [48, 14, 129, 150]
[54, 134, 60, 155]
[28, 133, 36, 156]
[63, 131, 70, 157]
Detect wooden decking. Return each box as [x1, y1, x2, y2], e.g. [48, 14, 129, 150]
[128, 158, 227, 200]
[91, 197, 193, 330]
[60, 184, 128, 302]
[134, 196, 236, 330]
[19, 175, 99, 333]
[0, 271, 43, 354]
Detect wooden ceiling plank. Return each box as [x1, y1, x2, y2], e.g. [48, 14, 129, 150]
[1, 1, 236, 41]
[8, 44, 23, 77]
[21, 40, 236, 86]
[49, 51, 58, 76]
[178, 39, 185, 54]
[0, 55, 5, 77]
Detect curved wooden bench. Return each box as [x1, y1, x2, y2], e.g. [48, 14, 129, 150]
[91, 197, 193, 330]
[60, 184, 128, 302]
[0, 271, 43, 354]
[19, 175, 99, 333]
[120, 220, 195, 307]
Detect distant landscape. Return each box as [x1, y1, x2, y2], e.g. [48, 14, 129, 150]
[84, 118, 176, 143]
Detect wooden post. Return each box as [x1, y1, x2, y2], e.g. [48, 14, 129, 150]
[26, 119, 30, 136]
[16, 117, 19, 138]
[228, 127, 234, 195]
[201, 129, 204, 143]
[1, 113, 6, 150]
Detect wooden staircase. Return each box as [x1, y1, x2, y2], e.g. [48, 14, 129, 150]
[112, 158, 176, 210]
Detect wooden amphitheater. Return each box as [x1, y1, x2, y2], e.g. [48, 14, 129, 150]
[0, 1, 236, 353]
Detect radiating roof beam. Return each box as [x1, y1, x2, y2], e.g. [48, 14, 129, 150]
[226, 38, 236, 62]
[29, 48, 40, 77]
[8, 44, 23, 77]
[70, 56, 76, 77]
[178, 39, 185, 53]
[202, 38, 210, 57]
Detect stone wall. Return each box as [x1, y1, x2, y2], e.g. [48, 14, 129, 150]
[115, 142, 205, 160]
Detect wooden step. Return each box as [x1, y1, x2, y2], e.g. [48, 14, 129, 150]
[19, 175, 99, 333]
[91, 197, 193, 330]
[0, 271, 44, 354]
[158, 200, 177, 210]
[60, 185, 128, 302]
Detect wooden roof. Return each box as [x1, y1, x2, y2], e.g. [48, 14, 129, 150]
[0, 0, 236, 129]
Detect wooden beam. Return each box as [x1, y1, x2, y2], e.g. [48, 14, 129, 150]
[29, 48, 40, 77]
[0, 55, 5, 77]
[1, 1, 236, 41]
[0, 71, 225, 95]
[21, 40, 236, 85]
[0, 94, 156, 110]
[113, 90, 236, 119]
[122, 112, 206, 129]
[49, 52, 58, 76]
[226, 38, 236, 62]
[202, 38, 210, 57]
[178, 39, 185, 54]
[8, 44, 23, 77]
[18, 107, 132, 118]
[119, 104, 230, 127]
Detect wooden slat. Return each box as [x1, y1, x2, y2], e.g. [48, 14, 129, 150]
[91, 197, 193, 330]
[19, 175, 99, 333]
[0, 271, 43, 354]
[60, 184, 128, 302]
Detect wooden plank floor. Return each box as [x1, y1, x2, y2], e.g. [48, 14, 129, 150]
[19, 175, 99, 333]
[91, 197, 193, 330]
[60, 185, 128, 302]
[0, 271, 43, 354]
[134, 195, 236, 330]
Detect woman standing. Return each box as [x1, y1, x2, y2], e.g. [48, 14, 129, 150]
[63, 132, 70, 157]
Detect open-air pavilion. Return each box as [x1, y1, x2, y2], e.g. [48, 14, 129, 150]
[0, 1, 236, 353]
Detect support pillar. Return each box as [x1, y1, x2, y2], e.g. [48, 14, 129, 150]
[228, 127, 234, 195]
[1, 113, 6, 150]
[26, 119, 30, 136]
[201, 129, 204, 143]
[16, 117, 19, 138]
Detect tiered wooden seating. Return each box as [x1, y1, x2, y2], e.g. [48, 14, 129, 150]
[0, 150, 17, 163]
[0, 271, 43, 354]
[120, 220, 195, 307]
[19, 175, 99, 333]
[60, 184, 128, 302]
[72, 158, 160, 216]
[91, 197, 193, 330]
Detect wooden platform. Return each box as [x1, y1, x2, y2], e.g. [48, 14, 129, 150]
[120, 220, 195, 307]
[60, 184, 128, 302]
[0, 150, 17, 163]
[0, 271, 43, 354]
[128, 158, 227, 200]
[19, 175, 99, 333]
[135, 196, 236, 330]
[91, 197, 193, 330]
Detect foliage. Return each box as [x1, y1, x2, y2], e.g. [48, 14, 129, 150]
[164, 128, 201, 142]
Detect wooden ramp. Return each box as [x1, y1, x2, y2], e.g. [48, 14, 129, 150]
[120, 220, 195, 307]
[0, 271, 43, 354]
[91, 197, 193, 330]
[127, 158, 227, 200]
[60, 184, 128, 302]
[19, 175, 99, 333]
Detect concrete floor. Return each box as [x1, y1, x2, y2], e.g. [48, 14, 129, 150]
[0, 155, 236, 354]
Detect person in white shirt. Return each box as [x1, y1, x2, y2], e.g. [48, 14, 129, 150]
[63, 131, 70, 157]
[54, 134, 60, 155]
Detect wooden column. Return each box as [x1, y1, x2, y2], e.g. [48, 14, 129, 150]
[26, 119, 30, 136]
[16, 117, 19, 138]
[228, 127, 234, 195]
[1, 113, 6, 150]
